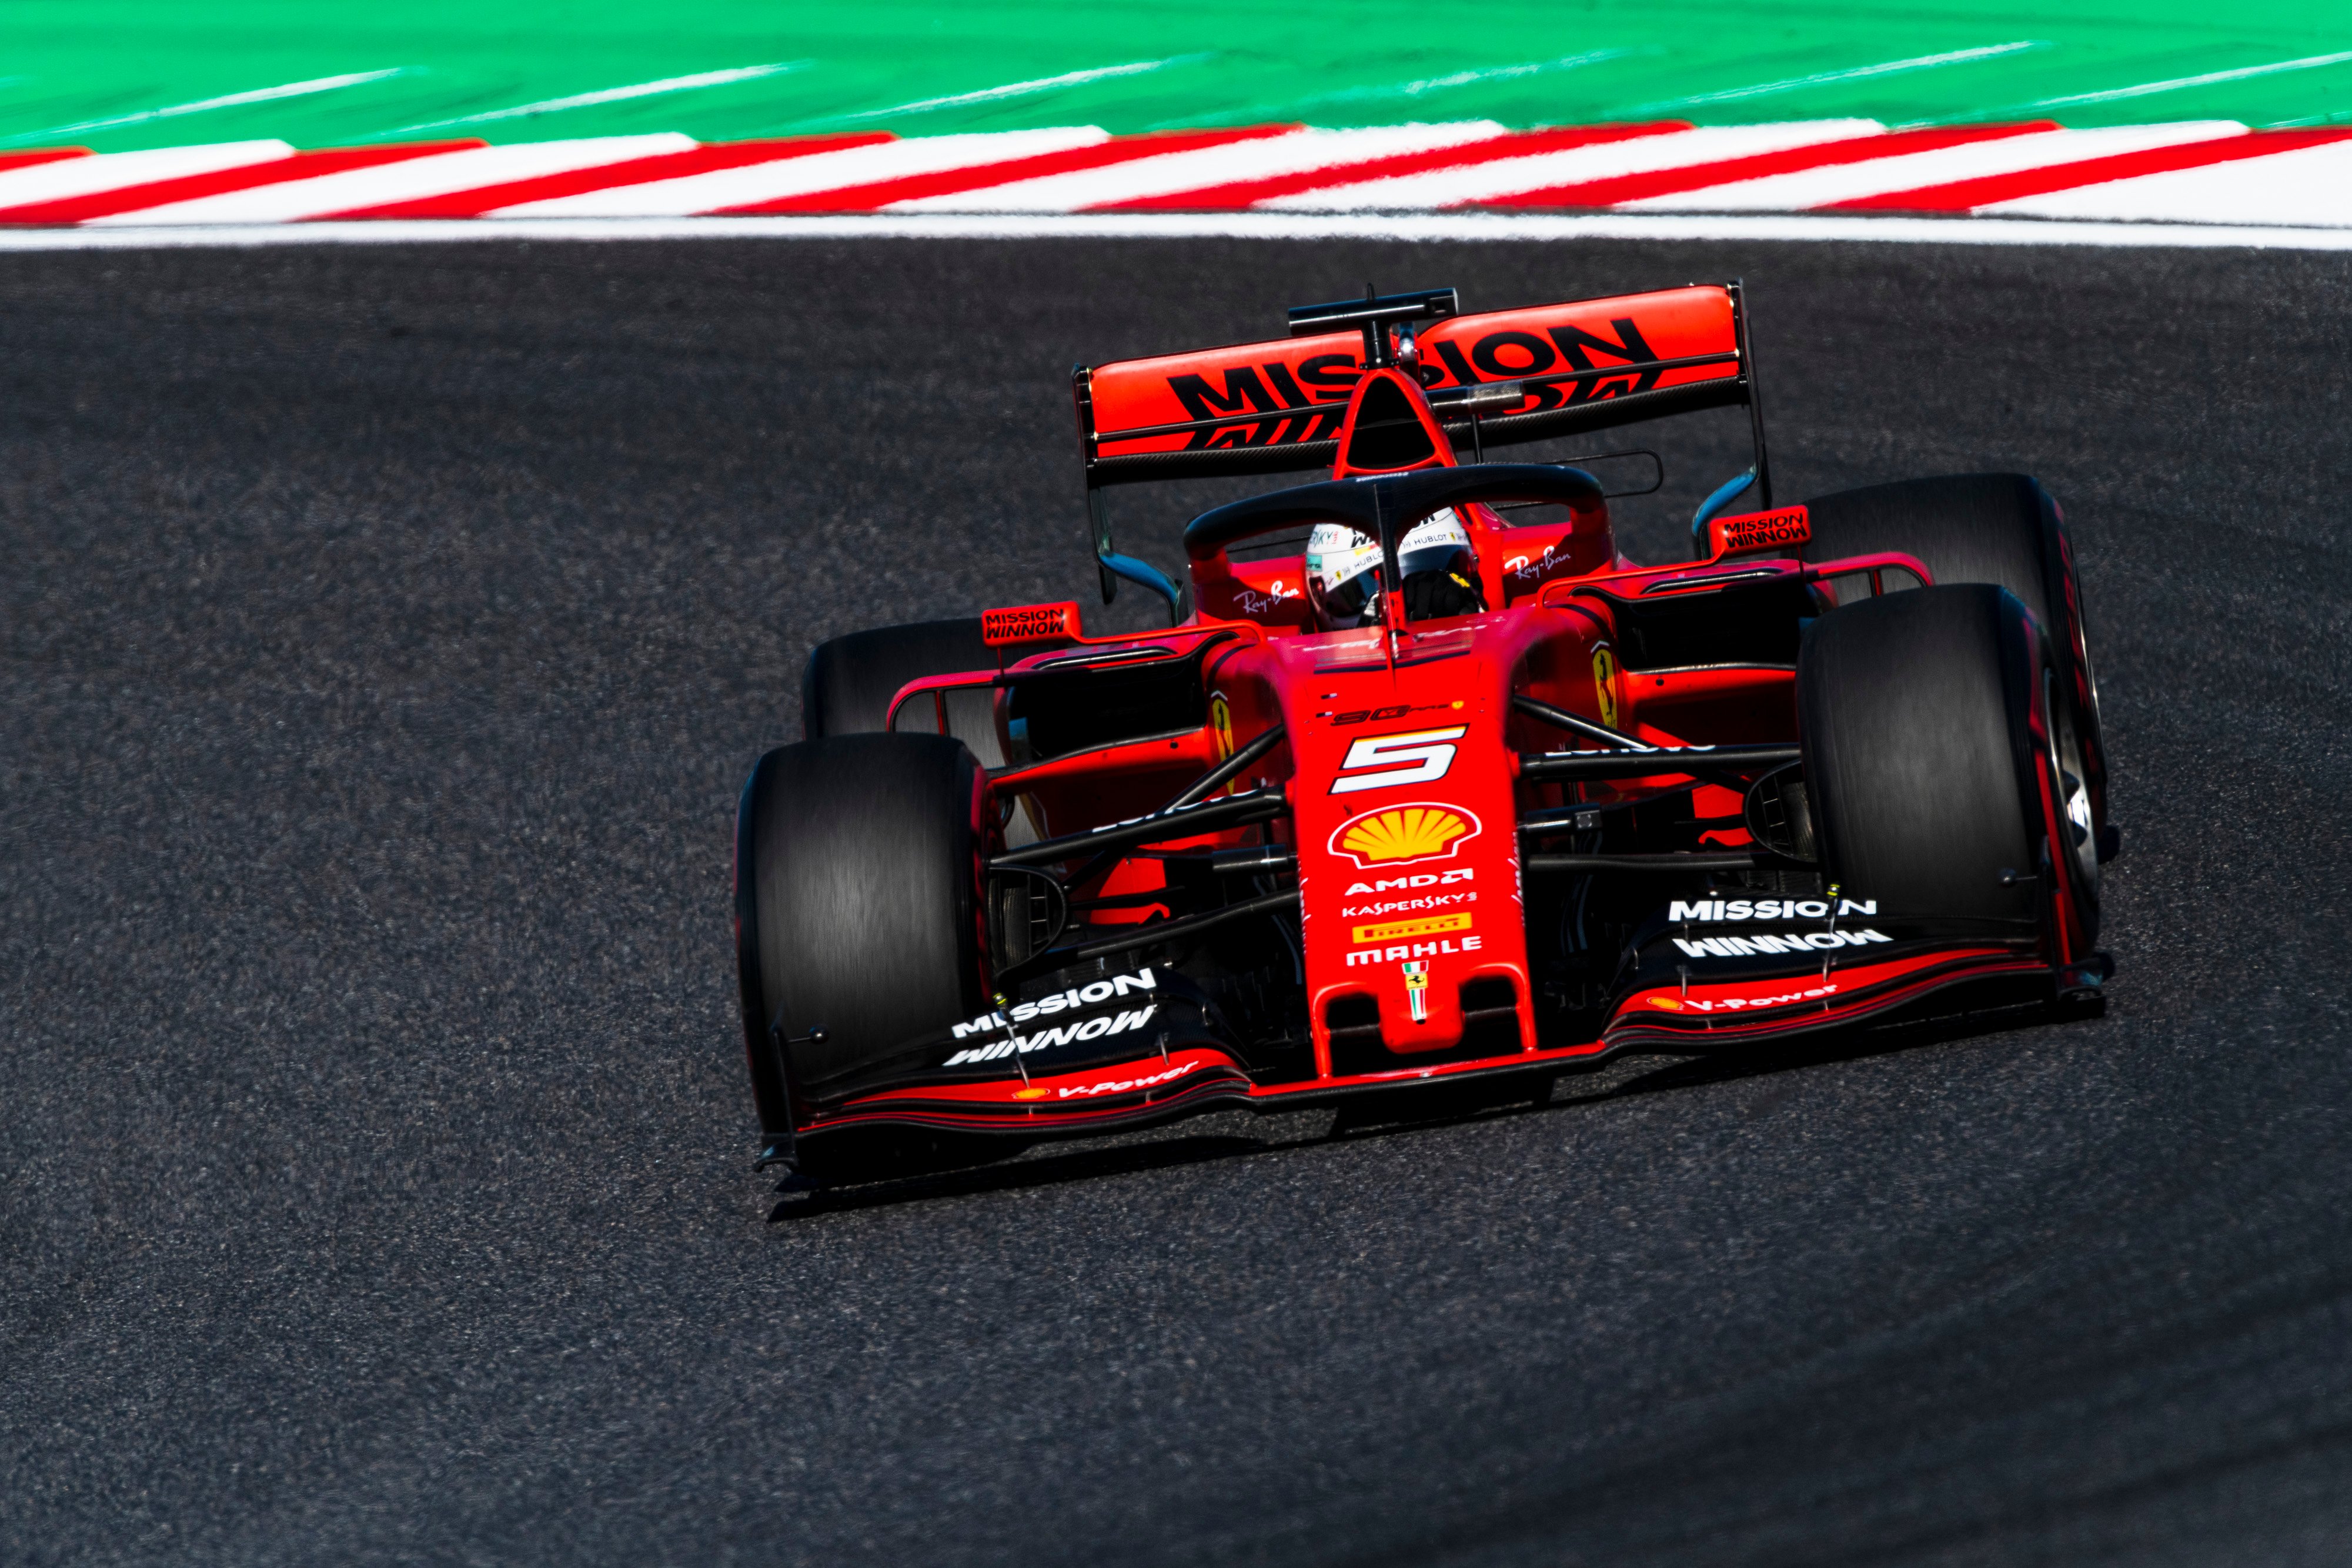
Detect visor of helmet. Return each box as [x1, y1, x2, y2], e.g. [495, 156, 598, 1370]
[1307, 510, 1474, 628]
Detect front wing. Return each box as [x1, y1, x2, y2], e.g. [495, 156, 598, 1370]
[796, 929, 2063, 1139]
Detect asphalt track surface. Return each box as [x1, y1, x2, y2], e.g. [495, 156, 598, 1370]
[6, 233, 2352, 1567]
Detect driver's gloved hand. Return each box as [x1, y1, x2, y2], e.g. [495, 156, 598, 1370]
[1401, 566, 1485, 621]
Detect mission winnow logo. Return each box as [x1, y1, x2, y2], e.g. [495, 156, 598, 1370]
[1663, 897, 1893, 959]
[941, 968, 1161, 1066]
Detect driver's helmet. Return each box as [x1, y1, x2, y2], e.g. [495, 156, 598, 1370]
[1305, 508, 1483, 630]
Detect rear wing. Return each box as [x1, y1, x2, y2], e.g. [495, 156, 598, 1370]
[1070, 281, 1773, 617]
[1073, 282, 1768, 488]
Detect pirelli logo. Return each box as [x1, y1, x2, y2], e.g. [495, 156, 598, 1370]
[1709, 504, 1811, 557]
[981, 601, 1081, 647]
[1351, 911, 1472, 945]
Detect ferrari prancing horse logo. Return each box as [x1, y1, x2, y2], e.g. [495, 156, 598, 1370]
[1592, 646, 1620, 729]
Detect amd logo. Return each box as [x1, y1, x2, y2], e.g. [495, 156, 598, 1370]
[1344, 868, 1475, 895]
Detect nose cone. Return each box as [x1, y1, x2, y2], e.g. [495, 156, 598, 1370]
[1279, 643, 1531, 1066]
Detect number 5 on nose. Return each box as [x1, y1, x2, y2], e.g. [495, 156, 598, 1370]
[1329, 727, 1467, 794]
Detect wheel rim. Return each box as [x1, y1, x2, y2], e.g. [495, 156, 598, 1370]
[2044, 668, 2099, 904]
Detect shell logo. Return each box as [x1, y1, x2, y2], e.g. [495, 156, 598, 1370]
[1011, 1086, 1050, 1101]
[1327, 801, 1482, 868]
[1647, 995, 1684, 1011]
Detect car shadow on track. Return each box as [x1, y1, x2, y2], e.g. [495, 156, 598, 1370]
[1553, 997, 2082, 1109]
[767, 999, 2089, 1222]
[767, 1131, 1284, 1221]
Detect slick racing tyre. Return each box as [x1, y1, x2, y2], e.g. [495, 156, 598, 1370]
[1798, 584, 2099, 954]
[735, 733, 989, 1170]
[1798, 472, 2107, 847]
[802, 617, 1005, 767]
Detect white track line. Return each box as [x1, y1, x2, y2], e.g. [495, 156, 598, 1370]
[1261, 121, 1876, 209]
[897, 123, 1501, 212]
[399, 64, 802, 132]
[1267, 51, 1634, 117]
[89, 135, 699, 224]
[847, 59, 1191, 119]
[1622, 122, 2244, 211]
[0, 142, 291, 208]
[25, 211, 2352, 250]
[1986, 139, 2352, 224]
[2035, 49, 2352, 107]
[1648, 42, 2043, 109]
[25, 72, 404, 140]
[496, 128, 1108, 217]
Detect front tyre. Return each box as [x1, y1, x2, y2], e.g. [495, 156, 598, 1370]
[1798, 584, 2098, 956]
[735, 733, 988, 1166]
[1799, 473, 2107, 846]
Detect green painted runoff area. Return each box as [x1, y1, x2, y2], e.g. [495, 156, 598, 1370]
[4, 2, 2350, 152]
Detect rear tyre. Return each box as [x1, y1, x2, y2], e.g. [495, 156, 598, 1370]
[1799, 473, 2106, 841]
[803, 617, 1005, 766]
[1798, 584, 2098, 950]
[735, 733, 990, 1173]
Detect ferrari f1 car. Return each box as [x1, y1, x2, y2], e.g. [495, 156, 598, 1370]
[736, 281, 2114, 1183]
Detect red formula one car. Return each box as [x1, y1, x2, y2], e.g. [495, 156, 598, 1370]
[736, 281, 2114, 1185]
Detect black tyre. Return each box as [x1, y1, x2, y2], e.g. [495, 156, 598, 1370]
[802, 617, 1005, 766]
[1798, 473, 2107, 841]
[1798, 584, 2099, 950]
[734, 733, 987, 1139]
